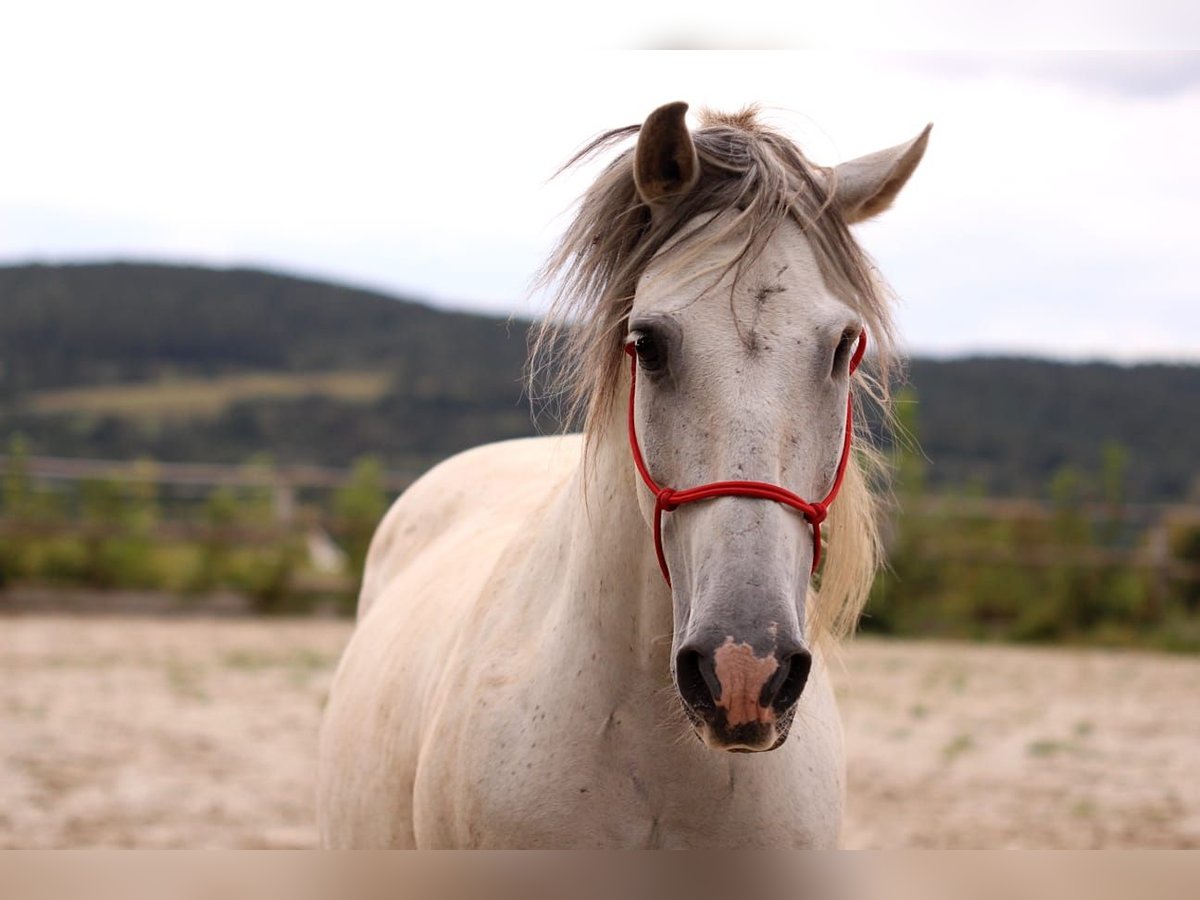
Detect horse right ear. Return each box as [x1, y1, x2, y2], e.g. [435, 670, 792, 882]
[829, 125, 932, 224]
[634, 101, 700, 207]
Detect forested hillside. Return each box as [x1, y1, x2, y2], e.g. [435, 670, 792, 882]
[2, 262, 1196, 501]
[906, 358, 1199, 500]
[0, 263, 535, 469]
[0, 262, 528, 392]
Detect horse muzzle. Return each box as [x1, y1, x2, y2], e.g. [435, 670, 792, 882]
[674, 635, 812, 752]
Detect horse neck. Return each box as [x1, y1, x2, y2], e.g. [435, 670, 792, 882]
[555, 386, 675, 676]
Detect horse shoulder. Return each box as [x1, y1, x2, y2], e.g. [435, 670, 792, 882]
[358, 434, 582, 619]
[318, 435, 581, 846]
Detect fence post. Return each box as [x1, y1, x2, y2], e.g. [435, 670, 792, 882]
[1146, 517, 1171, 620]
[273, 478, 296, 525]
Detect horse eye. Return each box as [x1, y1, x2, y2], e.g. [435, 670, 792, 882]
[634, 332, 667, 373]
[832, 329, 858, 377]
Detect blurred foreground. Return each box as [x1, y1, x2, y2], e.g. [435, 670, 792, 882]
[2, 615, 1198, 849]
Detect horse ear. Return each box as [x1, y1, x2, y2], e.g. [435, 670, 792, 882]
[830, 124, 932, 224]
[634, 101, 700, 206]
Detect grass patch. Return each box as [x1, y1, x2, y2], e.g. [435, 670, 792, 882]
[29, 370, 392, 420]
[1071, 798, 1098, 819]
[164, 658, 208, 701]
[221, 647, 336, 673]
[221, 646, 337, 689]
[1026, 739, 1069, 758]
[942, 733, 975, 762]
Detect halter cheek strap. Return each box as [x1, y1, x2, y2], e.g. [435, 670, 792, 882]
[624, 330, 866, 587]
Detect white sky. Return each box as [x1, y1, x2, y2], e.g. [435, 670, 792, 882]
[2, 3, 1199, 362]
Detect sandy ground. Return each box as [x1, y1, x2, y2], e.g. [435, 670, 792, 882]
[2, 614, 1198, 848]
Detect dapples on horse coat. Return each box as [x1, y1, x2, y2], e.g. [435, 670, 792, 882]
[317, 102, 930, 848]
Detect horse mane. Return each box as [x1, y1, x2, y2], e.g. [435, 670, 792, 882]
[529, 105, 899, 642]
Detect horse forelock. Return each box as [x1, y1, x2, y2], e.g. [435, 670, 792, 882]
[529, 106, 898, 643]
[697, 104, 768, 132]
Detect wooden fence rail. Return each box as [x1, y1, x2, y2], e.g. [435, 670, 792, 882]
[1, 454, 416, 525]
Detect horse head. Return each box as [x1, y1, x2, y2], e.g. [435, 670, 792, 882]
[622, 102, 930, 751]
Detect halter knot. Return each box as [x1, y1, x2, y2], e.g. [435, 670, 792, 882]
[655, 488, 679, 512]
[805, 504, 828, 526]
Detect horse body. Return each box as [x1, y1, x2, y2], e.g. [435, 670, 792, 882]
[317, 102, 929, 848]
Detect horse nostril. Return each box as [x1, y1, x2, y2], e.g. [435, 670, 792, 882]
[763, 648, 812, 711]
[675, 648, 720, 712]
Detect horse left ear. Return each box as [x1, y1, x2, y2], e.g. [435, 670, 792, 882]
[634, 101, 700, 207]
[830, 124, 932, 224]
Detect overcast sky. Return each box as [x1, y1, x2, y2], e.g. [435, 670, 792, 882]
[3, 3, 1199, 362]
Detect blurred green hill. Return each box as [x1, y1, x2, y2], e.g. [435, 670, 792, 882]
[0, 262, 534, 472]
[905, 357, 1198, 501]
[2, 262, 1197, 501]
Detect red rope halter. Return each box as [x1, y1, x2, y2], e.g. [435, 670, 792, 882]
[624, 330, 867, 587]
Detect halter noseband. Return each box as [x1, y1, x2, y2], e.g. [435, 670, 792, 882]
[624, 330, 867, 587]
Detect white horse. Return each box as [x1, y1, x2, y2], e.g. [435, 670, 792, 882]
[317, 102, 930, 848]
